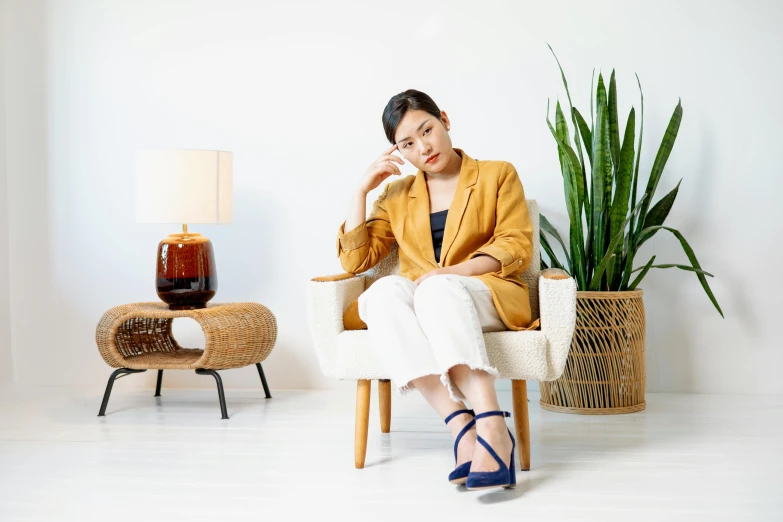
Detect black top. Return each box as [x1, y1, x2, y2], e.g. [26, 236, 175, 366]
[430, 209, 449, 264]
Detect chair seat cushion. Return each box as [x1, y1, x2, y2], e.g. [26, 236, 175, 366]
[334, 329, 551, 381]
[343, 299, 367, 330]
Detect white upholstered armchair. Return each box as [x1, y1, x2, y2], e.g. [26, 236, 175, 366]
[307, 200, 577, 470]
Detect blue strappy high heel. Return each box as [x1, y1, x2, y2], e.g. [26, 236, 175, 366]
[465, 411, 516, 490]
[445, 409, 475, 485]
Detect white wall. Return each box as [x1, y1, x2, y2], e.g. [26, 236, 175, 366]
[0, 0, 11, 385]
[3, 0, 781, 393]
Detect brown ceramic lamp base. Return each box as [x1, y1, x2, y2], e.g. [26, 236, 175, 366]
[156, 230, 218, 310]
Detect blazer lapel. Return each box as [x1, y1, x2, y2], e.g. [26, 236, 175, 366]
[407, 170, 437, 268]
[440, 149, 479, 264]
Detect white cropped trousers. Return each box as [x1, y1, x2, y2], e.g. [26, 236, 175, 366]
[357, 274, 507, 402]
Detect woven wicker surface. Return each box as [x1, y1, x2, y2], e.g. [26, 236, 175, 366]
[96, 302, 278, 370]
[539, 290, 646, 414]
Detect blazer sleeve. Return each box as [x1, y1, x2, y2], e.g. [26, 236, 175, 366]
[469, 162, 534, 279]
[336, 184, 396, 274]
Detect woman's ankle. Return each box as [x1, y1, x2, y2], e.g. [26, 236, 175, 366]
[475, 416, 512, 447]
[450, 422, 475, 440]
[447, 413, 474, 438]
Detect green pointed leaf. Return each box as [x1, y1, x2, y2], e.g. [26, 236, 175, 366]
[591, 74, 612, 275]
[546, 44, 587, 218]
[623, 74, 644, 291]
[637, 179, 682, 249]
[540, 213, 572, 273]
[587, 68, 596, 276]
[610, 252, 625, 290]
[546, 113, 587, 289]
[588, 195, 647, 290]
[608, 70, 620, 171]
[609, 108, 636, 254]
[573, 108, 593, 166]
[547, 113, 583, 201]
[555, 101, 568, 172]
[573, 107, 592, 222]
[607, 108, 636, 291]
[635, 99, 683, 238]
[630, 74, 645, 214]
[605, 253, 615, 291]
[540, 232, 565, 271]
[590, 68, 595, 134]
[628, 255, 656, 290]
[631, 264, 714, 277]
[636, 226, 654, 247]
[546, 43, 575, 110]
[635, 225, 723, 317]
[554, 105, 585, 221]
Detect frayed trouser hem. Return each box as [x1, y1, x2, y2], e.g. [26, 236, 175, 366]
[395, 362, 499, 402]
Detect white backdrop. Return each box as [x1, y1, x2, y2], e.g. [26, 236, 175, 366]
[1, 0, 781, 393]
[0, 0, 10, 384]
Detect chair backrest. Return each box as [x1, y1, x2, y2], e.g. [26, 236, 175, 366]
[362, 200, 541, 321]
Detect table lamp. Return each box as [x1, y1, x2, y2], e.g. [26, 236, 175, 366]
[136, 149, 233, 310]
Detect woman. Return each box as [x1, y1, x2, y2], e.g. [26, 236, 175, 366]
[337, 89, 535, 490]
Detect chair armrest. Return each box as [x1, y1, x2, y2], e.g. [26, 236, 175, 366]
[538, 274, 578, 381]
[307, 273, 366, 378]
[311, 272, 358, 282]
[541, 268, 571, 280]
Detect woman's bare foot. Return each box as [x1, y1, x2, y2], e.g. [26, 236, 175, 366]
[470, 415, 513, 472]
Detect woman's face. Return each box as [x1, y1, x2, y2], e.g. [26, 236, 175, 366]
[393, 109, 452, 172]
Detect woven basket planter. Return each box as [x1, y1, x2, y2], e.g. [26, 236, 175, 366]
[540, 290, 646, 414]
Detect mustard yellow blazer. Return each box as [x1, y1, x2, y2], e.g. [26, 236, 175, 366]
[337, 148, 535, 331]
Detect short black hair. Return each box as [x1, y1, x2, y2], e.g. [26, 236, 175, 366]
[382, 89, 442, 145]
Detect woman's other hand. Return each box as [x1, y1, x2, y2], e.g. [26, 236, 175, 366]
[414, 255, 502, 286]
[414, 265, 468, 286]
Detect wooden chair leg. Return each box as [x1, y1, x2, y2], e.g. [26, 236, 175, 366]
[379, 379, 391, 433]
[511, 379, 531, 471]
[355, 380, 371, 469]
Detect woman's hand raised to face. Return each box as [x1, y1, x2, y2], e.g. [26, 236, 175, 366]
[356, 144, 405, 195]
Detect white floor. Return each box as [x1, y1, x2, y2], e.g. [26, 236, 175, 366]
[0, 383, 781, 522]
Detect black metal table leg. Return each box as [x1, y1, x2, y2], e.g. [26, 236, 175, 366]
[98, 368, 147, 416]
[154, 369, 163, 397]
[256, 363, 272, 399]
[195, 369, 229, 419]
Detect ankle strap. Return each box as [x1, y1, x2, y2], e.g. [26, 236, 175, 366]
[474, 410, 510, 421]
[444, 409, 475, 424]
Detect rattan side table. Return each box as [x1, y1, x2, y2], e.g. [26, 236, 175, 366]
[95, 301, 277, 419]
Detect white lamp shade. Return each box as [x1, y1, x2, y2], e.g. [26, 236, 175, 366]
[136, 149, 233, 224]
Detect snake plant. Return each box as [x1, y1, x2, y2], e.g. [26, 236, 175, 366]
[540, 45, 723, 317]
